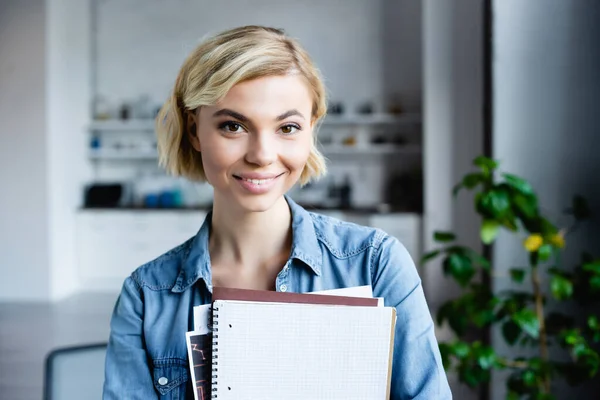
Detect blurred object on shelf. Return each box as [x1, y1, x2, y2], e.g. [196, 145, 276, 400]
[93, 95, 112, 120]
[133, 95, 153, 119]
[386, 171, 423, 213]
[119, 103, 131, 120]
[338, 175, 353, 209]
[327, 101, 344, 115]
[386, 94, 404, 115]
[356, 101, 374, 115]
[84, 183, 125, 208]
[342, 136, 357, 147]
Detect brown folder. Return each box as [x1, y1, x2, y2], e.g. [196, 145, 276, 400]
[212, 286, 378, 307]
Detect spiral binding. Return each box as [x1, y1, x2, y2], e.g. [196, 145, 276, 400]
[211, 306, 219, 399]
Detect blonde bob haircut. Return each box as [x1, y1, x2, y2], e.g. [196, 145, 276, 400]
[156, 25, 328, 185]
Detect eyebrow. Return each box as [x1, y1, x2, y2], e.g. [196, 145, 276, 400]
[212, 108, 305, 122]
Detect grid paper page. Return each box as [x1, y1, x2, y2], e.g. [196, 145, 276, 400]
[212, 300, 394, 400]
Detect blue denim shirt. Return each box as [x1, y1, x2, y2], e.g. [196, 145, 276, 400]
[103, 197, 452, 399]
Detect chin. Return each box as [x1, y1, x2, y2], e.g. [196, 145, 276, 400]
[228, 191, 288, 213]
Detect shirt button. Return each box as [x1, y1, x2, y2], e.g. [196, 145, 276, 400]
[158, 377, 169, 386]
[280, 284, 287, 292]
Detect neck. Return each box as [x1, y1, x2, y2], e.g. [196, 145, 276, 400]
[209, 195, 293, 271]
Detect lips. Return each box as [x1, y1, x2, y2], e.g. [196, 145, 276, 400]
[233, 172, 284, 182]
[233, 172, 285, 194]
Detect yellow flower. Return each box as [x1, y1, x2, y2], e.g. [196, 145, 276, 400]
[523, 234, 543, 252]
[547, 232, 565, 248]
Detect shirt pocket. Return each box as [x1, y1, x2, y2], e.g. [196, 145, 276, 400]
[153, 359, 189, 399]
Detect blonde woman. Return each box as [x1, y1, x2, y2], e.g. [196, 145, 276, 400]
[103, 25, 451, 399]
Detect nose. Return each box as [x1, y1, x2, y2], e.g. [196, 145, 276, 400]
[244, 133, 277, 167]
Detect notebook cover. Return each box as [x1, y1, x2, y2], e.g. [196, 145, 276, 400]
[211, 300, 394, 399]
[386, 308, 397, 400]
[212, 286, 378, 307]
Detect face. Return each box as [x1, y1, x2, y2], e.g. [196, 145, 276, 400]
[188, 74, 314, 213]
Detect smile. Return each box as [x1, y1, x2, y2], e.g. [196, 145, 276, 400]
[233, 172, 285, 194]
[239, 177, 275, 185]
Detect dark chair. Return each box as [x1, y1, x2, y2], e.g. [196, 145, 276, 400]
[43, 342, 107, 400]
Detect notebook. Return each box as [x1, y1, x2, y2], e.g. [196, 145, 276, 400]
[211, 299, 396, 400]
[186, 287, 383, 400]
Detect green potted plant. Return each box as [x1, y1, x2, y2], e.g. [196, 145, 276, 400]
[423, 156, 600, 399]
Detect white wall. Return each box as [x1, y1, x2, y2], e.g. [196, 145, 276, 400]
[46, 0, 92, 299]
[423, 1, 483, 398]
[0, 0, 50, 301]
[94, 0, 415, 115]
[492, 1, 600, 399]
[0, 0, 91, 302]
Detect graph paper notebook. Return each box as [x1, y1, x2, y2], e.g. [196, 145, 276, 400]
[210, 299, 396, 400]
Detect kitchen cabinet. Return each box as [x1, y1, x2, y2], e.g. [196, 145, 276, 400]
[75, 210, 421, 292]
[76, 210, 206, 291]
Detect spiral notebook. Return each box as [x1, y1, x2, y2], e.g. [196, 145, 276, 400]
[211, 299, 396, 400]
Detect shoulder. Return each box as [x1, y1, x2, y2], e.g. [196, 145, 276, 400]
[308, 211, 390, 258]
[128, 237, 194, 291]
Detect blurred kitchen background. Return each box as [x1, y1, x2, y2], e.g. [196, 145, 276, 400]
[1, 0, 599, 399]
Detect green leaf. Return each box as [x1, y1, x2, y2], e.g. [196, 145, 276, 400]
[536, 394, 557, 400]
[502, 320, 522, 345]
[588, 315, 599, 331]
[512, 309, 540, 339]
[506, 392, 520, 400]
[509, 268, 526, 283]
[512, 192, 538, 220]
[477, 346, 497, 369]
[590, 276, 600, 291]
[571, 195, 591, 220]
[443, 253, 475, 287]
[583, 260, 600, 275]
[481, 220, 500, 244]
[452, 183, 463, 197]
[438, 343, 452, 370]
[550, 274, 573, 300]
[477, 189, 511, 219]
[538, 244, 553, 262]
[522, 369, 537, 387]
[452, 341, 470, 359]
[539, 217, 559, 237]
[421, 249, 441, 264]
[473, 156, 499, 176]
[463, 173, 485, 189]
[434, 231, 456, 243]
[502, 173, 535, 195]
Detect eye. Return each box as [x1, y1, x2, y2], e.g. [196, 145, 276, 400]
[218, 121, 246, 134]
[280, 124, 301, 135]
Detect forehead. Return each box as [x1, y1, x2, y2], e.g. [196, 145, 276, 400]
[214, 75, 312, 114]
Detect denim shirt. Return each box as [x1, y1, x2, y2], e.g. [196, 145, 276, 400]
[103, 197, 452, 399]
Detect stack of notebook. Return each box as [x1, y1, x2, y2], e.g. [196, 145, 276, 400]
[186, 287, 396, 400]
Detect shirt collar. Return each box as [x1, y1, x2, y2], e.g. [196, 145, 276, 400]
[172, 195, 322, 293]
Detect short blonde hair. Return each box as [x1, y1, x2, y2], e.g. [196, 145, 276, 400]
[156, 25, 328, 185]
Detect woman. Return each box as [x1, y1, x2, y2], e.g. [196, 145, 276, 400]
[103, 25, 451, 399]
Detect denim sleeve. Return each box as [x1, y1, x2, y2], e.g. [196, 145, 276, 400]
[372, 235, 452, 399]
[103, 276, 158, 399]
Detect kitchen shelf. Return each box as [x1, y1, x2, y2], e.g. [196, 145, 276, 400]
[89, 149, 158, 160]
[88, 144, 421, 160]
[320, 113, 421, 126]
[87, 113, 421, 132]
[319, 144, 421, 155]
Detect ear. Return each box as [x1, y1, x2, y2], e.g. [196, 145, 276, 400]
[187, 109, 201, 152]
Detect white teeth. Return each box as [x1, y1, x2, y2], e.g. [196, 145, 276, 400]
[244, 178, 273, 185]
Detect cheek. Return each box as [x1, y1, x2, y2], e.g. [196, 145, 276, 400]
[283, 138, 312, 173]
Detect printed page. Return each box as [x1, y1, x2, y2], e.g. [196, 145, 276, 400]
[186, 331, 212, 400]
[310, 285, 385, 307]
[212, 300, 395, 400]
